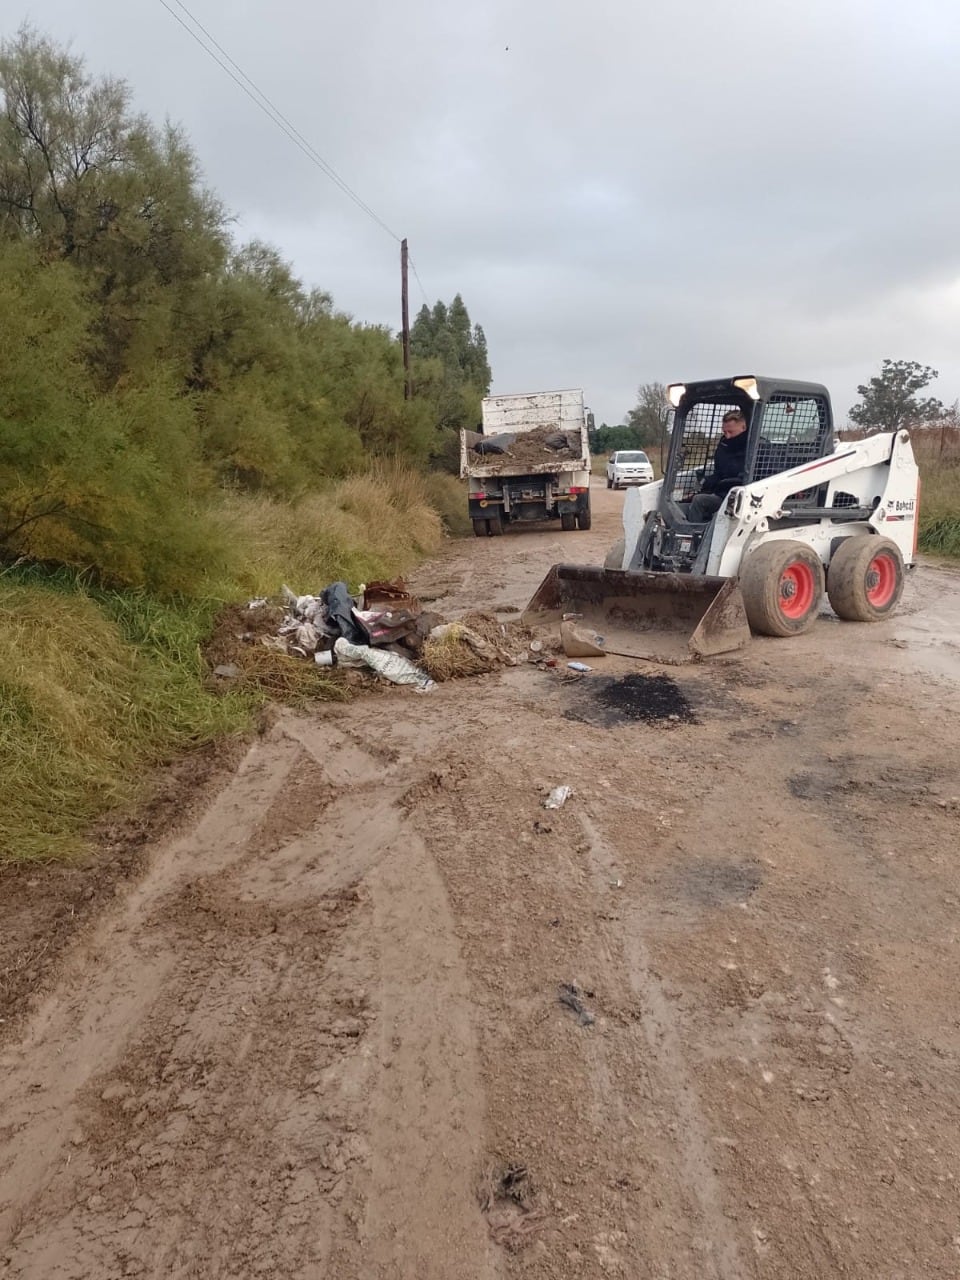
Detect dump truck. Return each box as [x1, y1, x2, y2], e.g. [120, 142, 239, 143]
[460, 389, 592, 537]
[524, 375, 920, 661]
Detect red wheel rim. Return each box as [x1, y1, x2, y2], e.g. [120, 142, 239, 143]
[865, 553, 897, 607]
[778, 561, 817, 619]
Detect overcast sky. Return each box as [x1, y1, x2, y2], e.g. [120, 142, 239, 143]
[16, 0, 960, 425]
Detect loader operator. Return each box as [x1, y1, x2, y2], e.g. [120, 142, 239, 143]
[685, 410, 749, 523]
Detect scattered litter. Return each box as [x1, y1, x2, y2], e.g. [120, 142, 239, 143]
[321, 581, 368, 645]
[333, 638, 435, 691]
[543, 786, 573, 809]
[364, 578, 420, 612]
[529, 639, 543, 653]
[567, 661, 592, 673]
[477, 1164, 547, 1251]
[533, 820, 552, 835]
[558, 982, 595, 1027]
[610, 878, 624, 889]
[212, 578, 532, 696]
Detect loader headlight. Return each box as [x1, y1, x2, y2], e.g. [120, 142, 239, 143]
[667, 383, 686, 408]
[733, 376, 761, 400]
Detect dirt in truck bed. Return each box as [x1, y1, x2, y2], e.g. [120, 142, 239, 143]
[471, 422, 584, 470]
[3, 484, 960, 1279]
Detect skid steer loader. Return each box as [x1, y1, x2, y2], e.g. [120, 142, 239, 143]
[523, 376, 921, 662]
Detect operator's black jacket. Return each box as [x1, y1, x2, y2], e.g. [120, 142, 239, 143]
[703, 430, 748, 496]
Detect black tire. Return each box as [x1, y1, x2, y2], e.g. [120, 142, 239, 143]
[606, 477, 612, 489]
[487, 513, 503, 536]
[827, 535, 904, 621]
[739, 540, 825, 637]
[472, 518, 488, 538]
[560, 512, 577, 531]
[576, 506, 591, 531]
[603, 537, 625, 569]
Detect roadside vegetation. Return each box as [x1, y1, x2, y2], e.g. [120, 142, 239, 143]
[0, 462, 465, 862]
[0, 28, 479, 861]
[908, 426, 960, 557]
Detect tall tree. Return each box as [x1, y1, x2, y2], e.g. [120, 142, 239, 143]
[409, 292, 492, 466]
[849, 359, 944, 432]
[411, 293, 491, 395]
[623, 382, 672, 465]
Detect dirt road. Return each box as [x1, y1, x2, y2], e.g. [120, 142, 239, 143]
[3, 483, 960, 1279]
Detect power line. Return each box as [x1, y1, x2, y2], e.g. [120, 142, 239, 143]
[408, 256, 430, 306]
[156, 0, 401, 241]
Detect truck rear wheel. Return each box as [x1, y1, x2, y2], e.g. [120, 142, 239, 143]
[576, 506, 591, 531]
[472, 519, 488, 538]
[560, 512, 576, 531]
[487, 513, 503, 536]
[827, 535, 904, 621]
[740, 541, 825, 637]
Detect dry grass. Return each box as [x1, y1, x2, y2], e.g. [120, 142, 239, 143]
[421, 612, 531, 682]
[213, 645, 349, 703]
[0, 460, 470, 862]
[421, 624, 500, 681]
[0, 575, 252, 862]
[911, 426, 960, 556]
[205, 460, 458, 600]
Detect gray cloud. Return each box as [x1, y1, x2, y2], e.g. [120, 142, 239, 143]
[19, 0, 960, 423]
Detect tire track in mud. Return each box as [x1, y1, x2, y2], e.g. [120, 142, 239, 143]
[0, 714, 493, 1280]
[0, 729, 303, 1248]
[577, 810, 744, 1280]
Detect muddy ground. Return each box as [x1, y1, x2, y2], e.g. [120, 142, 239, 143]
[2, 483, 960, 1279]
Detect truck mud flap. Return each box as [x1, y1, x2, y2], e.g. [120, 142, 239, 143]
[522, 564, 751, 663]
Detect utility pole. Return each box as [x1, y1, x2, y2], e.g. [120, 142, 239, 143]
[400, 238, 411, 400]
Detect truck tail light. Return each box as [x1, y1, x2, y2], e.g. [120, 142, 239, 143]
[568, 486, 588, 494]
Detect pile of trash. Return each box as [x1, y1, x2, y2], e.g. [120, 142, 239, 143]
[217, 577, 532, 695]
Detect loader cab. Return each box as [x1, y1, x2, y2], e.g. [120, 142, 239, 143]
[645, 376, 834, 572]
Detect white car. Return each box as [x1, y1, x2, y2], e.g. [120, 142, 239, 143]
[606, 450, 654, 489]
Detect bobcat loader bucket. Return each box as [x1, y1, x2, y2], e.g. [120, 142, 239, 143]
[522, 564, 751, 664]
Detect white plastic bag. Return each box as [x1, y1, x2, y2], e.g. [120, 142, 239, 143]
[333, 638, 435, 691]
[543, 786, 573, 809]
